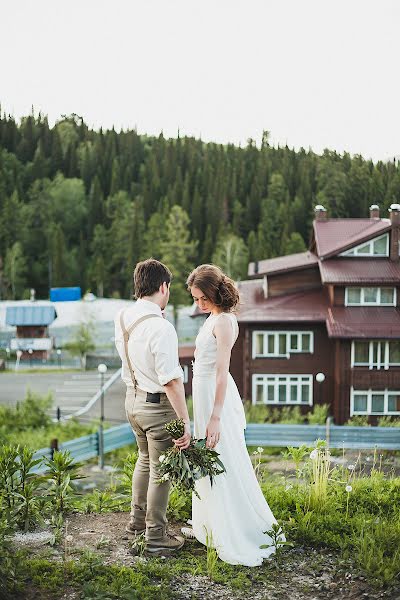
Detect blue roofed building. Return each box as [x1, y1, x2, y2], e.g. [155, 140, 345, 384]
[5, 303, 57, 360]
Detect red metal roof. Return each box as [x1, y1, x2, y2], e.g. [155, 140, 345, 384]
[313, 219, 391, 259]
[319, 258, 400, 284]
[248, 252, 318, 277]
[236, 280, 328, 323]
[327, 307, 400, 338]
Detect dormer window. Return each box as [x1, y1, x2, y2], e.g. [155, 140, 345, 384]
[339, 233, 389, 257]
[345, 287, 396, 306]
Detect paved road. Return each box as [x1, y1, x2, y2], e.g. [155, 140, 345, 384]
[0, 371, 127, 424]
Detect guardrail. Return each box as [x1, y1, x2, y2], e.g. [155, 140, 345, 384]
[32, 421, 400, 473]
[54, 368, 122, 422]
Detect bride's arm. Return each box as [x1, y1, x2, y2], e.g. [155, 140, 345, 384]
[205, 315, 234, 448]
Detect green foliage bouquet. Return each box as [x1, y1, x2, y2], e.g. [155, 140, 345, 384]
[156, 419, 225, 498]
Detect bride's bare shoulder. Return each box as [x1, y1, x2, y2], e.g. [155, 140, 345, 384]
[213, 312, 238, 338]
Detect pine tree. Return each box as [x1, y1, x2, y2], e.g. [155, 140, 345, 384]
[160, 205, 198, 325]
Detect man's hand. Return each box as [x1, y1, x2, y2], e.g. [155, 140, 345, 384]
[173, 422, 191, 450]
[205, 414, 221, 449]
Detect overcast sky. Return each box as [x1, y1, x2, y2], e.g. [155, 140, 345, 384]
[2, 0, 399, 162]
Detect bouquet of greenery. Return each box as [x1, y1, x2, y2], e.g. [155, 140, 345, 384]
[156, 418, 226, 498]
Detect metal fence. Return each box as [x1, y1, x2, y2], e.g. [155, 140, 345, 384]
[32, 421, 400, 473]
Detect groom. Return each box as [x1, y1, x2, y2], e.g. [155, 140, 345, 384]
[114, 258, 191, 553]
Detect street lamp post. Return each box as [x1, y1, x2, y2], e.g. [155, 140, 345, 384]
[15, 350, 22, 371]
[57, 349, 62, 368]
[97, 363, 108, 469]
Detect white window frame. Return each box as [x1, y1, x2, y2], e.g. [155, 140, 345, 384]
[339, 233, 389, 257]
[351, 340, 400, 370]
[345, 287, 396, 307]
[252, 374, 313, 406]
[350, 387, 400, 416]
[252, 330, 314, 359]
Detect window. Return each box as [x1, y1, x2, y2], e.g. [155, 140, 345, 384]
[253, 374, 313, 405]
[351, 340, 400, 369]
[345, 287, 396, 306]
[340, 233, 389, 257]
[252, 331, 314, 358]
[351, 388, 400, 415]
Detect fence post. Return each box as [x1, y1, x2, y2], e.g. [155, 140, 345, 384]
[325, 417, 332, 449]
[50, 438, 58, 460]
[98, 425, 104, 469]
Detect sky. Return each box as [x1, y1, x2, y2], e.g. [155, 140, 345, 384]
[1, 0, 400, 162]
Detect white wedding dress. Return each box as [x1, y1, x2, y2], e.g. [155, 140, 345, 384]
[191, 312, 284, 566]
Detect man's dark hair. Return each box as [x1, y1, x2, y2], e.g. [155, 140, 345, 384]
[133, 259, 172, 299]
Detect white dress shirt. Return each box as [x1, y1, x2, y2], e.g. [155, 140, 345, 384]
[114, 298, 183, 392]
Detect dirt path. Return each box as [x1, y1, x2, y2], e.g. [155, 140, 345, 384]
[13, 511, 398, 600]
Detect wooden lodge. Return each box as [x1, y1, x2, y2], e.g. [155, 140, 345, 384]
[190, 203, 400, 425]
[5, 304, 57, 360]
[237, 203, 400, 424]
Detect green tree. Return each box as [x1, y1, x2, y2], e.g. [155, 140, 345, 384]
[160, 205, 198, 325]
[4, 242, 27, 299]
[212, 234, 249, 280]
[64, 322, 95, 370]
[281, 232, 307, 255]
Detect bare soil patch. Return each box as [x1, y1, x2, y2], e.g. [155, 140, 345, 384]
[13, 511, 399, 600]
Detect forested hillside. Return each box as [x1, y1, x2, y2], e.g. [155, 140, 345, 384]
[1, 111, 399, 302]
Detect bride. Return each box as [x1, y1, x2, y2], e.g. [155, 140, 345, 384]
[178, 264, 285, 567]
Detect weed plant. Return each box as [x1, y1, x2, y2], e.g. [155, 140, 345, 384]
[262, 443, 400, 587]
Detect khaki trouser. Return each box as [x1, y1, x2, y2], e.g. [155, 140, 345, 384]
[125, 386, 176, 537]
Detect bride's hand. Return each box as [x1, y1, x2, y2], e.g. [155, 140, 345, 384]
[206, 415, 220, 449]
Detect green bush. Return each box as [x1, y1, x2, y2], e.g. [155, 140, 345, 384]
[0, 389, 53, 433]
[0, 390, 102, 449]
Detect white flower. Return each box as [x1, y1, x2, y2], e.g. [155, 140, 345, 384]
[159, 454, 165, 463]
[309, 449, 318, 460]
[257, 447, 264, 454]
[348, 464, 355, 471]
[345, 485, 352, 493]
[252, 450, 259, 456]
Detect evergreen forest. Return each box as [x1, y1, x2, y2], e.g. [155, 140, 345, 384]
[1, 110, 400, 304]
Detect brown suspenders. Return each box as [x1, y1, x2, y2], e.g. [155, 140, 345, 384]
[119, 310, 162, 390]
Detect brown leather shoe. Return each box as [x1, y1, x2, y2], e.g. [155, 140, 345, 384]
[145, 526, 185, 554]
[125, 521, 146, 535]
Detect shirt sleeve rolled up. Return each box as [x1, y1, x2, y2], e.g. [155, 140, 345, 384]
[151, 323, 183, 386]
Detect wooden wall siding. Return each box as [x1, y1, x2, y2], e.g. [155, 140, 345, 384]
[351, 369, 400, 389]
[333, 286, 345, 306]
[179, 356, 193, 397]
[267, 267, 321, 297]
[16, 326, 47, 338]
[241, 323, 334, 408]
[230, 328, 245, 398]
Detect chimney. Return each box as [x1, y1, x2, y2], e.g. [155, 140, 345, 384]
[314, 205, 327, 221]
[389, 204, 400, 261]
[369, 204, 380, 219]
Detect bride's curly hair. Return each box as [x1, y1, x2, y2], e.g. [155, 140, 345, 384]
[186, 264, 240, 312]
